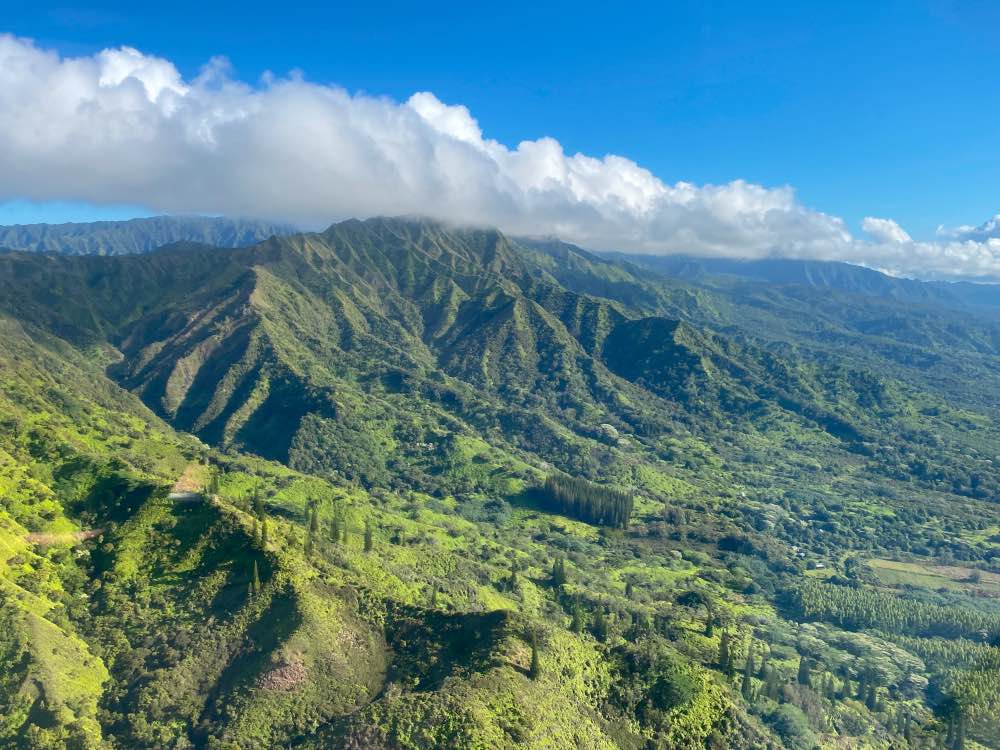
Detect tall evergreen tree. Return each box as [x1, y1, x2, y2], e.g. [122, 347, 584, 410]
[305, 507, 317, 557]
[529, 631, 541, 680]
[742, 642, 755, 701]
[330, 516, 341, 544]
[506, 559, 518, 593]
[206, 469, 220, 496]
[797, 656, 812, 687]
[364, 519, 373, 552]
[592, 607, 608, 642]
[251, 560, 261, 597]
[954, 704, 972, 750]
[824, 673, 836, 700]
[551, 556, 567, 587]
[767, 666, 784, 702]
[865, 684, 878, 711]
[718, 631, 733, 676]
[571, 596, 584, 633]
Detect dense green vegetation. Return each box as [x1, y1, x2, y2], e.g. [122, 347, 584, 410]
[0, 217, 998, 748]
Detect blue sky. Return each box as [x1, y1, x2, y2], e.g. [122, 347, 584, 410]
[6, 0, 1000, 237]
[2, 1, 1000, 279]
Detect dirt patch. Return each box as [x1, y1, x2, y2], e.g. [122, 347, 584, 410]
[870, 558, 1000, 598]
[257, 658, 308, 691]
[935, 564, 1000, 585]
[172, 463, 207, 493]
[26, 528, 104, 546]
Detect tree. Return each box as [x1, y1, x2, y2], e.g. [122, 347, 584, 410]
[206, 469, 220, 496]
[757, 646, 770, 679]
[364, 519, 373, 552]
[570, 596, 584, 633]
[551, 557, 567, 587]
[718, 631, 733, 676]
[865, 684, 878, 711]
[592, 607, 608, 642]
[429, 584, 439, 609]
[251, 560, 261, 597]
[305, 507, 317, 556]
[823, 673, 836, 700]
[261, 518, 269, 546]
[624, 580, 634, 600]
[529, 631, 541, 680]
[764, 665, 782, 701]
[742, 642, 755, 701]
[796, 657, 812, 687]
[330, 516, 341, 544]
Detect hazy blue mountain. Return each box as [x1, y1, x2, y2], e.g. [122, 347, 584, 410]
[605, 251, 1000, 309]
[0, 214, 298, 255]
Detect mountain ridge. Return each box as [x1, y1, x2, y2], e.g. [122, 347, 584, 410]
[0, 215, 298, 256]
[605, 251, 1000, 309]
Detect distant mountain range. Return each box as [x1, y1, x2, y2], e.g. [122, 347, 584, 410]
[4, 213, 996, 311]
[604, 251, 1000, 310]
[0, 215, 297, 255]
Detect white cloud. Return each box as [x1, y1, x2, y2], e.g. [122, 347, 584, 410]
[938, 214, 1000, 243]
[862, 217, 912, 244]
[0, 33, 999, 280]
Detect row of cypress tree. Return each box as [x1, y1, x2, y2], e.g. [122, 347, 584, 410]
[539, 474, 634, 528]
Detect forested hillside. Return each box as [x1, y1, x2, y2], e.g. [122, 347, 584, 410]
[0, 217, 998, 749]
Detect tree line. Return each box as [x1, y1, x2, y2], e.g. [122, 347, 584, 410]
[538, 474, 634, 528]
[790, 581, 1000, 640]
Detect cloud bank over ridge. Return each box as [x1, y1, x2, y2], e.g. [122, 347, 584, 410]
[1, 34, 997, 280]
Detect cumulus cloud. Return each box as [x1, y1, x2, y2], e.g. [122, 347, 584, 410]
[862, 217, 912, 244]
[1, 33, 998, 280]
[938, 215, 1000, 243]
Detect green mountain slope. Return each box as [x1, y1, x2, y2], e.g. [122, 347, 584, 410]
[1, 218, 999, 749]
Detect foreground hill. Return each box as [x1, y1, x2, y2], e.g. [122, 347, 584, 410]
[0, 215, 296, 256]
[0, 218, 998, 749]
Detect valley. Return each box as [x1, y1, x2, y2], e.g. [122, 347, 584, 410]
[0, 217, 998, 749]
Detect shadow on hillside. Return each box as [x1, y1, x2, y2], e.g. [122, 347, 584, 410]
[195, 589, 303, 740]
[383, 607, 511, 692]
